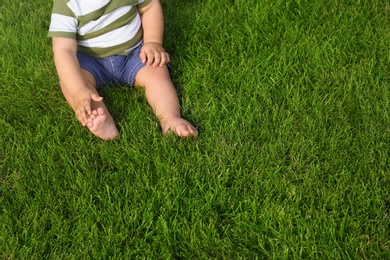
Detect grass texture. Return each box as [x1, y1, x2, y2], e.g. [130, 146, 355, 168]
[1, 0, 389, 258]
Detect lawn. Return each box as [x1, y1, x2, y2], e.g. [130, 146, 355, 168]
[1, 0, 389, 258]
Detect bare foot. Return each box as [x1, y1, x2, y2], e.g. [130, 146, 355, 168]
[161, 117, 198, 137]
[86, 107, 118, 140]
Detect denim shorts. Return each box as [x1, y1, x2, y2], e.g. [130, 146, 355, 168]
[77, 41, 146, 89]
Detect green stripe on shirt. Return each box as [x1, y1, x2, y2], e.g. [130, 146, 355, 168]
[76, 7, 138, 41]
[77, 29, 143, 58]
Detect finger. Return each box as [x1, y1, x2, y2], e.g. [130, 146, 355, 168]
[160, 52, 170, 67]
[91, 93, 103, 102]
[77, 108, 88, 126]
[146, 50, 156, 66]
[165, 52, 170, 64]
[152, 52, 162, 67]
[140, 49, 147, 63]
[83, 99, 93, 116]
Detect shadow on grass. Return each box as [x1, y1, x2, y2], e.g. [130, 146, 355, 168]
[162, 0, 203, 132]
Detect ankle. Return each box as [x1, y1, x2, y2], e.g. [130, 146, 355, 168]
[158, 113, 181, 123]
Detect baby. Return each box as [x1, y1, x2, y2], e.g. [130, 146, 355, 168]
[48, 0, 197, 140]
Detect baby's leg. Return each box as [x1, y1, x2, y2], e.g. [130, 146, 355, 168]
[60, 69, 118, 140]
[134, 66, 197, 137]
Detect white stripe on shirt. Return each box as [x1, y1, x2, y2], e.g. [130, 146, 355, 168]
[67, 0, 111, 17]
[78, 5, 134, 36]
[49, 14, 78, 33]
[77, 16, 141, 48]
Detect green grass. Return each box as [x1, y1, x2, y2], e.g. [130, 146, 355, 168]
[1, 0, 389, 258]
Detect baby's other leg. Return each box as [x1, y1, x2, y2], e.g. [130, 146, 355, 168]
[60, 69, 118, 140]
[134, 66, 197, 137]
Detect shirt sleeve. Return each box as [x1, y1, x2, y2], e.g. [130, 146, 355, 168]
[137, 0, 153, 9]
[48, 0, 78, 39]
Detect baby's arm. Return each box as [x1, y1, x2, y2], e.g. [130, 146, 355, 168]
[52, 38, 102, 126]
[138, 0, 170, 67]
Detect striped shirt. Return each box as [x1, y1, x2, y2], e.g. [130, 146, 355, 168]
[48, 0, 152, 58]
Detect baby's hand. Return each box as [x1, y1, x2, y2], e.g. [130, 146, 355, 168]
[72, 88, 103, 126]
[140, 42, 170, 68]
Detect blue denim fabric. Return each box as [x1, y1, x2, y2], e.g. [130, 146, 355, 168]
[77, 41, 146, 89]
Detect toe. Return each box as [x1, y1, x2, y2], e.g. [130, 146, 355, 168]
[96, 107, 105, 116]
[178, 125, 198, 137]
[161, 118, 197, 137]
[178, 129, 190, 137]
